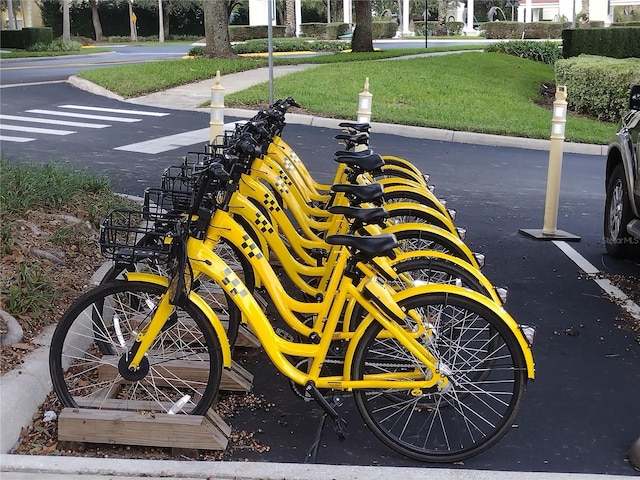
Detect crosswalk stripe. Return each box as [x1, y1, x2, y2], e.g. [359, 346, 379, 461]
[59, 105, 170, 117]
[0, 124, 75, 135]
[114, 127, 210, 154]
[25, 109, 141, 123]
[0, 114, 110, 129]
[0, 134, 35, 143]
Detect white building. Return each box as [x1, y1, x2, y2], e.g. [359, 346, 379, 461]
[248, 0, 640, 36]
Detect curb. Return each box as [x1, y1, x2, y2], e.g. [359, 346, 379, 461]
[2, 453, 639, 480]
[0, 263, 111, 454]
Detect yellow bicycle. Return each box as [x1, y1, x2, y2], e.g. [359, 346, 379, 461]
[50, 154, 535, 463]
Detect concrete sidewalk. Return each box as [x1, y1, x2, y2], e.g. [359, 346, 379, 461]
[0, 63, 625, 480]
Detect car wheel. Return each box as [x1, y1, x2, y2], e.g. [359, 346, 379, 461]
[604, 163, 639, 257]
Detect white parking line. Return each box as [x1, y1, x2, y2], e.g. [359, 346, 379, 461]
[0, 134, 35, 143]
[0, 124, 75, 135]
[59, 105, 170, 117]
[553, 240, 640, 320]
[114, 127, 210, 154]
[0, 114, 109, 129]
[25, 109, 141, 123]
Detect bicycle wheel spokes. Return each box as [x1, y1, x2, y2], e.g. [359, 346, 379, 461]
[353, 293, 526, 462]
[50, 281, 222, 415]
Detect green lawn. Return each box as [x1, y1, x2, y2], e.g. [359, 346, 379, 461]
[26, 44, 617, 145]
[225, 52, 616, 144]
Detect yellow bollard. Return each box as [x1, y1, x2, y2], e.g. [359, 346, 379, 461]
[357, 77, 373, 124]
[519, 85, 580, 241]
[209, 70, 225, 145]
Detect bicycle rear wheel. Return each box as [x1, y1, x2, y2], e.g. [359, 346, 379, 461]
[49, 281, 222, 415]
[351, 292, 527, 462]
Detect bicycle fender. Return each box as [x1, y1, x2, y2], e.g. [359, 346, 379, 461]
[384, 202, 457, 235]
[382, 222, 480, 269]
[122, 272, 232, 368]
[394, 284, 535, 379]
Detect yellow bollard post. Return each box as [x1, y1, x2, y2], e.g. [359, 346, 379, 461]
[519, 85, 580, 241]
[209, 70, 225, 145]
[355, 78, 373, 152]
[542, 86, 568, 235]
[357, 77, 373, 124]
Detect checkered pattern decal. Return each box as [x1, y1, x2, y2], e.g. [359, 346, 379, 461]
[282, 158, 294, 173]
[263, 193, 282, 213]
[254, 211, 275, 235]
[240, 234, 264, 260]
[274, 174, 291, 194]
[220, 266, 249, 298]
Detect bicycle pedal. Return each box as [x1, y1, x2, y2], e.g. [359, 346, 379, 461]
[333, 417, 348, 440]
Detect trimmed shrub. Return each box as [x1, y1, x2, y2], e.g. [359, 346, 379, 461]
[371, 21, 397, 39]
[485, 40, 563, 64]
[21, 27, 54, 48]
[562, 27, 640, 58]
[229, 25, 286, 42]
[0, 30, 24, 49]
[27, 40, 82, 52]
[482, 21, 568, 39]
[555, 55, 640, 122]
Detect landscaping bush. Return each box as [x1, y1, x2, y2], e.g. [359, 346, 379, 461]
[485, 40, 563, 64]
[482, 21, 569, 39]
[555, 55, 640, 122]
[28, 40, 83, 52]
[229, 25, 286, 42]
[231, 38, 349, 54]
[371, 20, 398, 38]
[562, 26, 640, 58]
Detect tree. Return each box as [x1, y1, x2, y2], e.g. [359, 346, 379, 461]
[63, 0, 71, 40]
[89, 0, 104, 41]
[127, 0, 137, 41]
[285, 0, 296, 37]
[435, 0, 446, 35]
[4, 0, 18, 29]
[351, 0, 374, 52]
[203, 0, 237, 58]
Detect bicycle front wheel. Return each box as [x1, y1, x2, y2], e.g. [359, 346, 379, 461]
[49, 281, 222, 415]
[351, 292, 527, 462]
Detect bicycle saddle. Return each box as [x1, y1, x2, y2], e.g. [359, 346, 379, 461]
[334, 152, 384, 171]
[325, 233, 398, 259]
[338, 122, 371, 133]
[331, 183, 385, 205]
[328, 205, 389, 225]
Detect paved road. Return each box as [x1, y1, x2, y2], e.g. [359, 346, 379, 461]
[1, 81, 639, 475]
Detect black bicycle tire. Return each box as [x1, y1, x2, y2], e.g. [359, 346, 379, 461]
[351, 292, 527, 462]
[49, 280, 222, 415]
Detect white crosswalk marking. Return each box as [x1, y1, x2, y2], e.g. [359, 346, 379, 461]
[0, 114, 110, 129]
[25, 109, 142, 123]
[0, 124, 75, 135]
[58, 105, 170, 117]
[0, 134, 35, 143]
[114, 128, 210, 154]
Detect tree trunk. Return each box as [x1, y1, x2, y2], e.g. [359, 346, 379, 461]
[128, 0, 138, 42]
[581, 0, 589, 21]
[203, 0, 237, 58]
[351, 0, 373, 52]
[6, 0, 18, 30]
[285, 0, 296, 37]
[63, 0, 71, 41]
[436, 0, 447, 36]
[158, 0, 165, 42]
[89, 0, 104, 42]
[164, 11, 170, 39]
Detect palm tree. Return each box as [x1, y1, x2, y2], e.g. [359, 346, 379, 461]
[62, 0, 71, 41]
[285, 0, 296, 37]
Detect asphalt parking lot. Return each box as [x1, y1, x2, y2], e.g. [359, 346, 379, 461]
[198, 128, 639, 476]
[2, 115, 639, 477]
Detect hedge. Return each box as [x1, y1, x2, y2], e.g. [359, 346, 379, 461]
[555, 55, 640, 122]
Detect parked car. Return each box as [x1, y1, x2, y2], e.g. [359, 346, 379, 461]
[604, 84, 640, 258]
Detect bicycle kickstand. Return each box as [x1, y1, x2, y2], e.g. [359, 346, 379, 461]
[303, 384, 348, 464]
